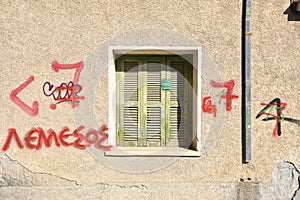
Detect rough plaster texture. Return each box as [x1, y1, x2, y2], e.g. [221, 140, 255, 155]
[0, 0, 299, 199]
[270, 162, 300, 199]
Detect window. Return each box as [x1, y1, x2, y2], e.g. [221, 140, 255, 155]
[107, 47, 201, 156]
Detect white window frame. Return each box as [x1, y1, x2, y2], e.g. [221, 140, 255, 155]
[107, 46, 202, 156]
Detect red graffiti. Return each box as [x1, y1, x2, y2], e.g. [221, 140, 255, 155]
[209, 79, 239, 112]
[43, 81, 84, 110]
[202, 79, 238, 117]
[256, 98, 287, 137]
[10, 76, 39, 116]
[202, 96, 217, 117]
[51, 61, 84, 108]
[1, 124, 112, 152]
[1, 128, 24, 151]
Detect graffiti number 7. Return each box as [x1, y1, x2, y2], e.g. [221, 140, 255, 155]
[51, 61, 84, 108]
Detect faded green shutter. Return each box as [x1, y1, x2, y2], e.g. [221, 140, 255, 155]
[117, 55, 193, 148]
[166, 57, 193, 147]
[168, 60, 185, 146]
[145, 59, 166, 147]
[123, 61, 139, 147]
[117, 57, 141, 147]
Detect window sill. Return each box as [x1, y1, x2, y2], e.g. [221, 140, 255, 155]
[104, 147, 201, 157]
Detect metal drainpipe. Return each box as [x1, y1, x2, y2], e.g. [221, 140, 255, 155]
[242, 0, 252, 163]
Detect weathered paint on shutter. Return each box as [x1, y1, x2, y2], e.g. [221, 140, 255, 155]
[117, 55, 193, 148]
[124, 61, 139, 147]
[145, 61, 164, 147]
[167, 59, 185, 146]
[167, 56, 193, 147]
[118, 58, 141, 147]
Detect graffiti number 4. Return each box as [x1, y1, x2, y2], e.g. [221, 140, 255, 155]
[256, 98, 287, 137]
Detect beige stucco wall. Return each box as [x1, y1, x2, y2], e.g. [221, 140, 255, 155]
[251, 0, 300, 182]
[0, 0, 299, 199]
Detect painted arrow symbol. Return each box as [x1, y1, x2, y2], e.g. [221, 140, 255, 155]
[10, 76, 39, 116]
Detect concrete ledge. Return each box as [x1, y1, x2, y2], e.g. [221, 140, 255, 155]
[0, 182, 241, 200]
[104, 147, 201, 157]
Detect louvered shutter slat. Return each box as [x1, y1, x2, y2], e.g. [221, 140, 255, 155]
[123, 61, 139, 146]
[146, 62, 162, 146]
[147, 107, 161, 145]
[147, 63, 161, 102]
[168, 61, 185, 146]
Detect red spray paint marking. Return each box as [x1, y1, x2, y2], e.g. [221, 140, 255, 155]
[256, 98, 287, 137]
[10, 76, 39, 116]
[97, 124, 113, 151]
[209, 79, 239, 112]
[1, 124, 112, 152]
[51, 61, 84, 108]
[201, 96, 217, 117]
[1, 128, 24, 151]
[202, 79, 238, 117]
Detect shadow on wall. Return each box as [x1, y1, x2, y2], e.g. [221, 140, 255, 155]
[284, 1, 300, 21]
